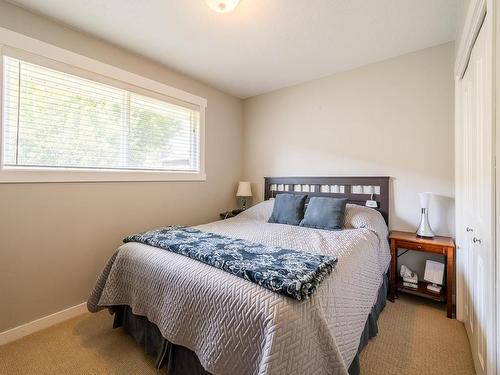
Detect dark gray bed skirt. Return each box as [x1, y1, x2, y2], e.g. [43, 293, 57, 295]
[347, 273, 388, 374]
[112, 274, 388, 375]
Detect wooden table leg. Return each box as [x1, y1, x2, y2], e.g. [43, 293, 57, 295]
[389, 239, 397, 302]
[446, 246, 454, 318]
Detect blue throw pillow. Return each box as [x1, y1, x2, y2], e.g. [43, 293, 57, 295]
[299, 197, 347, 230]
[268, 193, 308, 225]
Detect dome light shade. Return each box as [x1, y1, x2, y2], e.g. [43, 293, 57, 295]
[205, 0, 240, 13]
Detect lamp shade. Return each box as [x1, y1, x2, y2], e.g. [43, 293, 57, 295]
[236, 181, 252, 197]
[418, 192, 433, 209]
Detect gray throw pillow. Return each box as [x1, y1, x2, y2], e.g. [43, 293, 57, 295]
[268, 193, 307, 225]
[300, 197, 347, 230]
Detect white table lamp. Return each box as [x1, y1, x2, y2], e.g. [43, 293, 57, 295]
[416, 192, 434, 238]
[236, 181, 252, 210]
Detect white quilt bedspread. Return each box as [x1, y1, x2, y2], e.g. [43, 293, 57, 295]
[88, 201, 390, 375]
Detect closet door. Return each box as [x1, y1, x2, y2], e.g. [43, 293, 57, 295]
[461, 54, 475, 355]
[459, 21, 493, 375]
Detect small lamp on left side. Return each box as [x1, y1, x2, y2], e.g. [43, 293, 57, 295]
[236, 181, 252, 210]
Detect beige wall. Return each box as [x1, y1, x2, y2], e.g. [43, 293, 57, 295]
[0, 2, 243, 332]
[243, 43, 455, 277]
[0, 1, 456, 333]
[455, 0, 471, 57]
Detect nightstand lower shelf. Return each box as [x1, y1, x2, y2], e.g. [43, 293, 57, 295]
[397, 280, 446, 302]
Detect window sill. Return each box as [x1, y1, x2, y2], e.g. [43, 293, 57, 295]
[0, 168, 207, 183]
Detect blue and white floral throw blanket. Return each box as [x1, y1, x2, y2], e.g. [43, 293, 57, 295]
[124, 226, 337, 300]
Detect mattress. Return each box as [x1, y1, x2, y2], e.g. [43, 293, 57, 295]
[88, 201, 390, 375]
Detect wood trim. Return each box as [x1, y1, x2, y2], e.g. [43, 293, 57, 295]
[264, 176, 390, 225]
[389, 230, 454, 247]
[395, 240, 446, 255]
[0, 302, 87, 346]
[447, 246, 454, 319]
[454, 0, 487, 78]
[389, 238, 397, 302]
[496, 0, 500, 371]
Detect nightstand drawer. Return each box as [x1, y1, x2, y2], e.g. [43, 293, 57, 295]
[396, 240, 446, 254]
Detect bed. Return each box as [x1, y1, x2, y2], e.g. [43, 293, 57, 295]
[88, 176, 391, 375]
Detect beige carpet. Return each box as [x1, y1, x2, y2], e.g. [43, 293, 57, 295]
[360, 295, 475, 375]
[0, 295, 475, 375]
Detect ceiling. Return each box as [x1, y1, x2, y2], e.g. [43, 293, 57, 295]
[7, 0, 459, 98]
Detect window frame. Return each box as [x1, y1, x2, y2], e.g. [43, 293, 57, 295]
[0, 28, 207, 183]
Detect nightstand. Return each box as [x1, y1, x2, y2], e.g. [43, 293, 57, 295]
[219, 209, 243, 220]
[388, 230, 455, 318]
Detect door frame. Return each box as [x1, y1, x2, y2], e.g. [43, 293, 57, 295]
[455, 0, 496, 374]
[495, 0, 499, 371]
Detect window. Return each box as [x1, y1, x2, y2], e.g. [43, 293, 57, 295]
[0, 46, 206, 182]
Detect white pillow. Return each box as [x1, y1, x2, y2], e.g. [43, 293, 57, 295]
[344, 203, 388, 234]
[237, 200, 274, 221]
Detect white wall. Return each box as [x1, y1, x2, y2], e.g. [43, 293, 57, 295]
[243, 42, 455, 277]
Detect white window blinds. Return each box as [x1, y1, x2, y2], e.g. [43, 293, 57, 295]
[2, 56, 201, 173]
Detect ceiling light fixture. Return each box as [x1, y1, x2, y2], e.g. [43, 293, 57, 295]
[205, 0, 240, 13]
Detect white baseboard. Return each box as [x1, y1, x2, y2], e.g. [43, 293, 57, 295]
[0, 302, 87, 346]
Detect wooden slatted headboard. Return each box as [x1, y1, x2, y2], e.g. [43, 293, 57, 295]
[264, 176, 390, 225]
